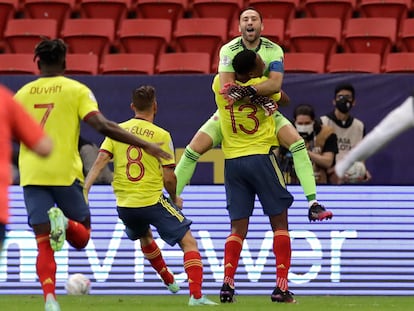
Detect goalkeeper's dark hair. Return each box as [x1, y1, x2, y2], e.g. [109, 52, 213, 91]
[132, 85, 156, 111]
[34, 38, 67, 67]
[232, 49, 257, 76]
[239, 7, 263, 21]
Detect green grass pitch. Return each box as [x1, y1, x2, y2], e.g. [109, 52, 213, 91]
[1, 295, 413, 311]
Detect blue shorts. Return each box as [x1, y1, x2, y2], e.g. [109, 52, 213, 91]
[23, 179, 90, 226]
[0, 223, 5, 246]
[117, 195, 192, 247]
[224, 154, 293, 220]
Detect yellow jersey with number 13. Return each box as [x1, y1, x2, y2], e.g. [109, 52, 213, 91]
[212, 75, 278, 159]
[15, 76, 99, 186]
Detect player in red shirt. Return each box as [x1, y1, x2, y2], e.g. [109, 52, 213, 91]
[0, 84, 52, 252]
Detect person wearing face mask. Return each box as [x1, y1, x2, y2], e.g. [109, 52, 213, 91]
[277, 104, 338, 184]
[320, 83, 371, 183]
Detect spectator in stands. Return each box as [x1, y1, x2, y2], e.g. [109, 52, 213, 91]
[277, 104, 338, 184]
[321, 83, 371, 183]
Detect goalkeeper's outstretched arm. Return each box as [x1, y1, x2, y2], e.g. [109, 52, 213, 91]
[335, 96, 414, 178]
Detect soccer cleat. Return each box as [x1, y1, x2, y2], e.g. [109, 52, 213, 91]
[188, 295, 218, 306]
[270, 287, 296, 303]
[166, 281, 180, 294]
[45, 295, 61, 311]
[48, 207, 66, 251]
[308, 202, 333, 222]
[219, 283, 235, 303]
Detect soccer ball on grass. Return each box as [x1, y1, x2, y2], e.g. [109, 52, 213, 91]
[65, 273, 91, 295]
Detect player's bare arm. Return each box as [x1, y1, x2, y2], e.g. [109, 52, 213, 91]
[84, 151, 111, 194]
[86, 112, 171, 161]
[163, 166, 182, 209]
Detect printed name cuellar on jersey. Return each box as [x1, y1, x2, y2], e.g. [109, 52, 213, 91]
[126, 125, 155, 138]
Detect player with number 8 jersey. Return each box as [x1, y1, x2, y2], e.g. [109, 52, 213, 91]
[99, 110, 175, 207]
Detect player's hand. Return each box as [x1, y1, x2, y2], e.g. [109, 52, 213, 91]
[173, 196, 183, 210]
[143, 142, 172, 161]
[250, 95, 279, 116]
[83, 187, 89, 204]
[220, 83, 257, 105]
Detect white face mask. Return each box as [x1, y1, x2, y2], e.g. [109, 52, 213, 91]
[295, 123, 314, 136]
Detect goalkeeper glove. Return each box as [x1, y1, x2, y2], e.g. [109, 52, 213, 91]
[250, 95, 278, 116]
[220, 83, 257, 105]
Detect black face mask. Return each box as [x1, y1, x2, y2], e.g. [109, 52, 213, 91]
[335, 95, 353, 113]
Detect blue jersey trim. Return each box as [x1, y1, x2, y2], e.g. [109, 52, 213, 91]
[269, 61, 284, 73]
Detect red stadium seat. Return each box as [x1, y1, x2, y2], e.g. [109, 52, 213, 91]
[284, 52, 326, 73]
[173, 18, 227, 64]
[101, 53, 155, 74]
[79, 0, 129, 31]
[4, 19, 58, 53]
[383, 52, 414, 73]
[261, 18, 285, 46]
[0, 53, 38, 74]
[118, 18, 171, 63]
[157, 52, 211, 74]
[135, 0, 187, 27]
[303, 0, 356, 29]
[399, 18, 414, 52]
[0, 0, 18, 50]
[65, 53, 99, 75]
[61, 18, 115, 59]
[327, 53, 381, 73]
[359, 0, 410, 34]
[22, 0, 75, 33]
[288, 18, 342, 61]
[191, 0, 243, 28]
[248, 0, 299, 31]
[343, 17, 397, 60]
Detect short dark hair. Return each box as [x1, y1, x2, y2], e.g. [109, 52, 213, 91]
[293, 104, 315, 120]
[239, 7, 263, 21]
[232, 49, 257, 75]
[132, 85, 156, 111]
[34, 38, 67, 66]
[334, 83, 355, 99]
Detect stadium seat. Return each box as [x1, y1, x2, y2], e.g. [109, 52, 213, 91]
[157, 52, 211, 74]
[303, 0, 356, 28]
[359, 0, 410, 34]
[79, 0, 129, 31]
[343, 17, 397, 60]
[118, 18, 171, 63]
[22, 0, 75, 33]
[173, 18, 227, 64]
[261, 18, 285, 46]
[288, 18, 342, 61]
[399, 18, 414, 52]
[135, 0, 187, 27]
[65, 53, 99, 75]
[383, 52, 414, 73]
[4, 19, 58, 53]
[327, 53, 381, 73]
[61, 18, 115, 59]
[101, 53, 155, 74]
[0, 0, 18, 50]
[0, 53, 38, 74]
[284, 52, 326, 73]
[191, 0, 243, 28]
[248, 0, 299, 31]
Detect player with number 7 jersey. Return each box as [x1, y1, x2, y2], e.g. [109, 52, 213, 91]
[14, 38, 172, 311]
